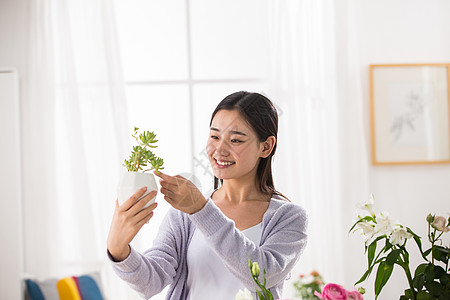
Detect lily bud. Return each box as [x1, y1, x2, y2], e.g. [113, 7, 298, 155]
[426, 214, 434, 224]
[248, 259, 253, 270]
[358, 286, 366, 294]
[251, 262, 260, 277]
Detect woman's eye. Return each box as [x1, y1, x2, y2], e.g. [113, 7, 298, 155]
[231, 139, 242, 143]
[210, 135, 219, 140]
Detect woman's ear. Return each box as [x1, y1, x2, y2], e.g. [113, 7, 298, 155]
[260, 136, 276, 158]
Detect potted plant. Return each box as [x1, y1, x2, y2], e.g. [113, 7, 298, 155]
[117, 127, 164, 208]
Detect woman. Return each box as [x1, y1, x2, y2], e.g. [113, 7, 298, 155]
[107, 91, 308, 299]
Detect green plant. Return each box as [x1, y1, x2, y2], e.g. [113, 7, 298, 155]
[350, 195, 450, 300]
[293, 270, 324, 300]
[248, 259, 274, 300]
[123, 127, 164, 172]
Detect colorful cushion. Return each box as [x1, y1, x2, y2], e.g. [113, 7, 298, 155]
[78, 275, 104, 300]
[25, 272, 103, 300]
[25, 278, 59, 300]
[25, 279, 45, 300]
[57, 277, 82, 300]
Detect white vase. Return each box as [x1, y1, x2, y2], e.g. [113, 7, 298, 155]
[117, 172, 157, 209]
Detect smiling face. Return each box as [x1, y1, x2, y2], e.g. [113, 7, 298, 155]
[206, 109, 264, 182]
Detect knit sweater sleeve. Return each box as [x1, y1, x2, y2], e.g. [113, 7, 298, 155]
[188, 198, 308, 290]
[109, 208, 185, 299]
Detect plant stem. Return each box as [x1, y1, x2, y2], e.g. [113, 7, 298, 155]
[400, 252, 416, 300]
[431, 228, 436, 266]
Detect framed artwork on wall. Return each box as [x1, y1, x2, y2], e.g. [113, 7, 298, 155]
[370, 63, 450, 165]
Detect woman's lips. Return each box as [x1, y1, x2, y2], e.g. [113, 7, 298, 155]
[214, 159, 236, 168]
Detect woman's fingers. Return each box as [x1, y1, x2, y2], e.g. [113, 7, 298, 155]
[154, 170, 171, 181]
[127, 190, 157, 215]
[155, 171, 206, 214]
[133, 203, 158, 225]
[119, 186, 148, 212]
[135, 209, 155, 228]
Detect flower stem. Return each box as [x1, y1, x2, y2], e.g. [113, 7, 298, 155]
[431, 228, 436, 266]
[400, 252, 416, 300]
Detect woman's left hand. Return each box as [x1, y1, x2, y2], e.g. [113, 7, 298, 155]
[154, 171, 207, 214]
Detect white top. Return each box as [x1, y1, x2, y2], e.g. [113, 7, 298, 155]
[186, 222, 263, 299]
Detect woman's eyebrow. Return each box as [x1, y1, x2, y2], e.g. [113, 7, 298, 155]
[229, 130, 247, 136]
[210, 127, 247, 136]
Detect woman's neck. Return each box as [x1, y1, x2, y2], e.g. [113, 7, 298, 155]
[215, 179, 269, 204]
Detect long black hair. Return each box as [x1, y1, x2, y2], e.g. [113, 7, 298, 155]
[210, 91, 287, 199]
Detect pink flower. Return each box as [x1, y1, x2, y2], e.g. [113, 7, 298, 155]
[315, 283, 348, 300]
[432, 216, 450, 232]
[347, 290, 364, 300]
[314, 291, 327, 300]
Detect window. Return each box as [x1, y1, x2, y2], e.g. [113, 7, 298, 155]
[114, 0, 271, 193]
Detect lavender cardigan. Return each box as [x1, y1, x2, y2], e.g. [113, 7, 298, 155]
[110, 194, 308, 299]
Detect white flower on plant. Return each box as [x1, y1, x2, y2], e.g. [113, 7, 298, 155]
[356, 194, 376, 218]
[389, 225, 412, 245]
[354, 221, 377, 244]
[374, 212, 398, 237]
[235, 288, 254, 300]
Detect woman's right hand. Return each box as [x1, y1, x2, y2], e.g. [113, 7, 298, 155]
[107, 187, 158, 262]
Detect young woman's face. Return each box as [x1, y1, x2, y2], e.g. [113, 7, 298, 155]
[206, 109, 263, 182]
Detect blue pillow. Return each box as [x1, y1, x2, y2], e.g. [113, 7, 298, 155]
[25, 277, 59, 300]
[77, 275, 104, 300]
[25, 279, 45, 300]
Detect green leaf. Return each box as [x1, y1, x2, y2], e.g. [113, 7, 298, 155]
[413, 273, 425, 291]
[417, 291, 436, 300]
[433, 248, 447, 263]
[440, 273, 450, 285]
[349, 216, 376, 233]
[425, 264, 435, 282]
[424, 281, 442, 296]
[384, 239, 393, 252]
[368, 240, 377, 267]
[386, 249, 401, 265]
[355, 266, 373, 285]
[424, 248, 432, 257]
[408, 227, 429, 261]
[434, 265, 446, 279]
[404, 288, 413, 297]
[435, 245, 450, 254]
[375, 261, 394, 299]
[415, 263, 429, 277]
[256, 290, 265, 300]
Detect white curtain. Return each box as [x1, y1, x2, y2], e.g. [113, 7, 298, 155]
[268, 0, 370, 295]
[24, 0, 137, 298]
[23, 0, 371, 299]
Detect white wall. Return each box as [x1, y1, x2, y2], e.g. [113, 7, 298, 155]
[0, 1, 28, 299]
[341, 1, 450, 298]
[0, 70, 23, 300]
[0, 0, 28, 74]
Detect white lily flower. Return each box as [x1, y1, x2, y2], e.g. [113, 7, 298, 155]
[235, 288, 254, 300]
[389, 226, 412, 245]
[374, 212, 398, 236]
[356, 194, 376, 218]
[354, 221, 378, 244]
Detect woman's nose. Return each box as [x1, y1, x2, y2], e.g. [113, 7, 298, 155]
[215, 139, 230, 155]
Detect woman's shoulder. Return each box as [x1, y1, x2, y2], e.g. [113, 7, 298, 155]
[265, 194, 308, 227]
[270, 193, 306, 212]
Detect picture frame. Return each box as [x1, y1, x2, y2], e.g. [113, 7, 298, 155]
[370, 63, 450, 165]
